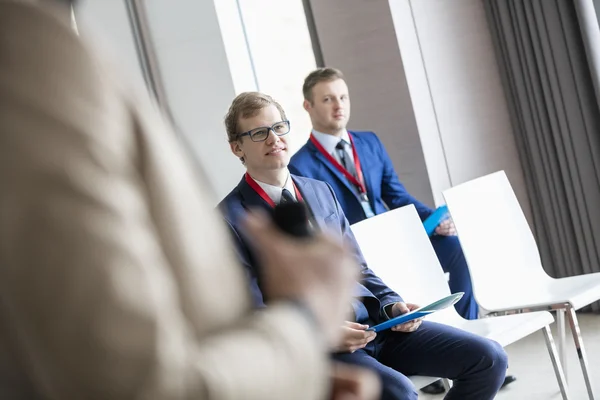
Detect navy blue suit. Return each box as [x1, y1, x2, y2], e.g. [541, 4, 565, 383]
[289, 131, 478, 320]
[218, 174, 507, 400]
[219, 175, 402, 322]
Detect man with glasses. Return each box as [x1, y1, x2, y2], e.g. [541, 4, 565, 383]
[218, 92, 509, 400]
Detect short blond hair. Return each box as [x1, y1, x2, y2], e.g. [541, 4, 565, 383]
[302, 67, 345, 103]
[224, 92, 287, 143]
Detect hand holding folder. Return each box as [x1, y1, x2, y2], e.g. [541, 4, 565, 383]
[423, 205, 450, 236]
[366, 292, 464, 333]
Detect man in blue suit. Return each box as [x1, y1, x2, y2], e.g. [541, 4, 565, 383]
[289, 67, 478, 321]
[218, 91, 508, 400]
[289, 68, 516, 393]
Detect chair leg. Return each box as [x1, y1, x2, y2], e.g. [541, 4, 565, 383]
[542, 325, 571, 400]
[566, 306, 596, 400]
[442, 378, 452, 391]
[557, 308, 568, 381]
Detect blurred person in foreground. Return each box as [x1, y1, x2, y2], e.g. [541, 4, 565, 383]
[0, 1, 379, 399]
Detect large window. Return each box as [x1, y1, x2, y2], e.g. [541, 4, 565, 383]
[215, 0, 318, 154]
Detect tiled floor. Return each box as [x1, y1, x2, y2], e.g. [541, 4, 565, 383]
[420, 313, 600, 400]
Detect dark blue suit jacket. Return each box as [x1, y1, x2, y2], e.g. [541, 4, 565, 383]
[289, 131, 434, 225]
[218, 174, 403, 323]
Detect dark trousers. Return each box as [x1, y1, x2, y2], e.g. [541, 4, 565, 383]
[431, 235, 479, 320]
[332, 321, 508, 400]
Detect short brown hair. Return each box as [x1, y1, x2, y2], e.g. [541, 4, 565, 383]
[302, 67, 345, 102]
[224, 92, 287, 143]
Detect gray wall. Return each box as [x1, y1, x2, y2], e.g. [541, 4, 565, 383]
[394, 0, 532, 217]
[398, 0, 532, 219]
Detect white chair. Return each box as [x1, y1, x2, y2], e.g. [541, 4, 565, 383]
[351, 205, 570, 399]
[443, 170, 600, 400]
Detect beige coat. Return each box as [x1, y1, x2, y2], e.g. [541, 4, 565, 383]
[0, 1, 327, 399]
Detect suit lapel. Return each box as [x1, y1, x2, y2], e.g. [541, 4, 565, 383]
[238, 176, 273, 213]
[291, 175, 319, 220]
[306, 139, 359, 200]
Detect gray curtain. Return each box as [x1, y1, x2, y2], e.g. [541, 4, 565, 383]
[485, 0, 600, 312]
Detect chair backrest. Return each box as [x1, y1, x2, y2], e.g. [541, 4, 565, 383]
[442, 171, 552, 310]
[351, 205, 461, 323]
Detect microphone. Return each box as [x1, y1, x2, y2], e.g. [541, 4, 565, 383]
[272, 202, 313, 238]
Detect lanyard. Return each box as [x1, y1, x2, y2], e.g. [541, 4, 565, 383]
[309, 133, 367, 195]
[245, 173, 304, 208]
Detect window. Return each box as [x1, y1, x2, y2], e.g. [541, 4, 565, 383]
[215, 0, 318, 154]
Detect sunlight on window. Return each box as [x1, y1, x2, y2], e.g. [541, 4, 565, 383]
[215, 0, 317, 155]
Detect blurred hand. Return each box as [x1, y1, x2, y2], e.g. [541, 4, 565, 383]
[389, 302, 422, 332]
[435, 218, 457, 236]
[244, 209, 357, 348]
[329, 362, 381, 400]
[335, 321, 377, 353]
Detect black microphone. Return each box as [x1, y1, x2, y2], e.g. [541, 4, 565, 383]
[272, 202, 313, 238]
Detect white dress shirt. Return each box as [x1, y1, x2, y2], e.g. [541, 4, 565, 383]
[311, 129, 354, 163]
[253, 172, 297, 204]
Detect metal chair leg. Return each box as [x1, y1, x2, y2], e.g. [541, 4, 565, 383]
[442, 378, 452, 391]
[542, 325, 571, 400]
[557, 308, 568, 381]
[566, 306, 596, 400]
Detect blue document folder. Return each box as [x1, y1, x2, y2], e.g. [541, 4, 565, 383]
[366, 292, 464, 333]
[423, 205, 450, 236]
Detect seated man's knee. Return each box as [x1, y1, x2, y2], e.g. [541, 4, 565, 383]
[492, 341, 509, 372]
[481, 339, 509, 378]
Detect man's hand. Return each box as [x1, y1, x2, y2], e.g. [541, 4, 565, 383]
[389, 302, 422, 332]
[434, 218, 457, 236]
[244, 209, 358, 348]
[329, 362, 381, 400]
[335, 322, 377, 353]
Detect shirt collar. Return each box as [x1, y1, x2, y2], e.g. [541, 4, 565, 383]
[252, 171, 296, 204]
[311, 129, 351, 155]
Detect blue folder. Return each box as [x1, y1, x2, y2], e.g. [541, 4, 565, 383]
[423, 205, 450, 236]
[366, 292, 464, 333]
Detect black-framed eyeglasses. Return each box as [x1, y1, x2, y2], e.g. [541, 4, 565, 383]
[237, 120, 291, 142]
